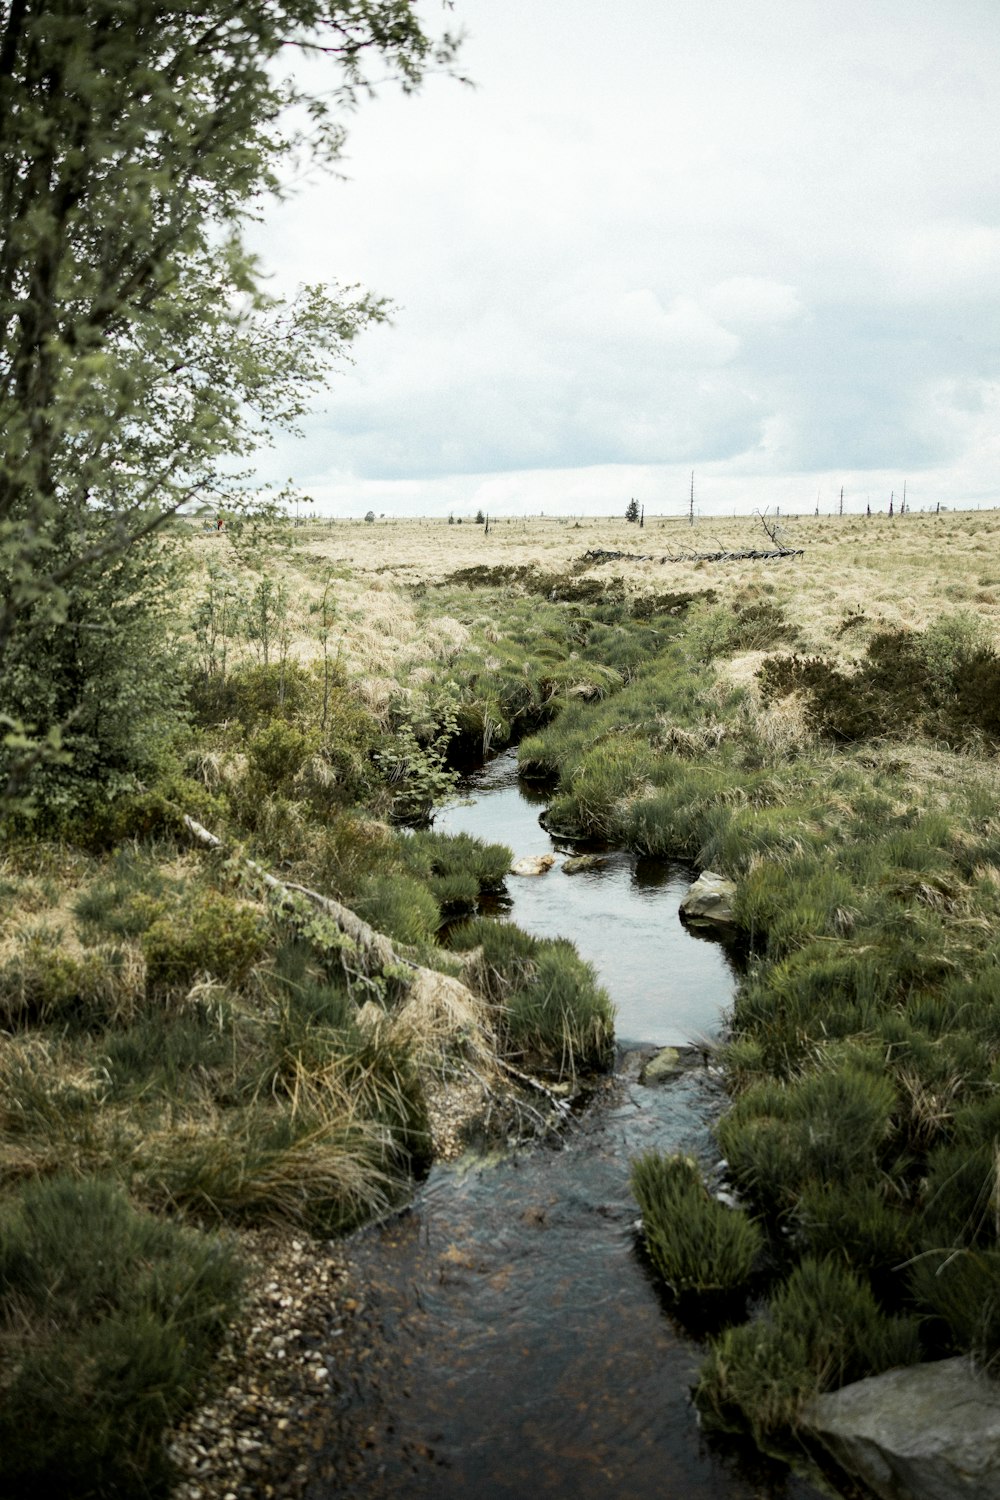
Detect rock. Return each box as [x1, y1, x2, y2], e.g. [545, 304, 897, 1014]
[803, 1356, 1000, 1500]
[562, 854, 608, 874]
[679, 870, 737, 926]
[510, 854, 556, 876]
[641, 1046, 682, 1083]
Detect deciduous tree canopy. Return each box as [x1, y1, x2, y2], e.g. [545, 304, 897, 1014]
[0, 0, 459, 815]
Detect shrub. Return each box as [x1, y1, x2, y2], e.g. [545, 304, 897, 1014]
[245, 719, 320, 792]
[353, 871, 440, 948]
[188, 659, 317, 731]
[0, 1175, 241, 1499]
[631, 1152, 762, 1296]
[697, 1257, 921, 1448]
[142, 892, 267, 993]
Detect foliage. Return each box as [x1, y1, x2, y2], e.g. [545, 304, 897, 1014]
[141, 892, 268, 994]
[630, 1152, 762, 1296]
[0, 1174, 241, 1499]
[375, 698, 460, 822]
[697, 1257, 921, 1450]
[0, 0, 459, 817]
[759, 615, 1000, 745]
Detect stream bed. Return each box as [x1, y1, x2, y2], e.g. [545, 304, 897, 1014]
[309, 753, 825, 1499]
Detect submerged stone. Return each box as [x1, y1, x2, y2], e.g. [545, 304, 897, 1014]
[803, 1356, 1000, 1500]
[679, 871, 737, 926]
[641, 1047, 682, 1083]
[562, 854, 608, 874]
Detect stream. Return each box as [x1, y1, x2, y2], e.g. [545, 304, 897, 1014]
[310, 752, 824, 1499]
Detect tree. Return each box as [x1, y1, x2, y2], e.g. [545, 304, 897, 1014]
[0, 0, 460, 818]
[625, 498, 640, 523]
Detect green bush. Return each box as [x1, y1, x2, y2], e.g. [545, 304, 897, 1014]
[630, 1151, 761, 1296]
[245, 719, 320, 792]
[758, 618, 1000, 746]
[142, 892, 267, 993]
[353, 871, 440, 947]
[697, 1256, 921, 1449]
[0, 1175, 241, 1499]
[188, 659, 317, 731]
[716, 1059, 896, 1223]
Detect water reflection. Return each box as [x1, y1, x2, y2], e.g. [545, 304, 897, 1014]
[435, 751, 740, 1047]
[307, 752, 822, 1500]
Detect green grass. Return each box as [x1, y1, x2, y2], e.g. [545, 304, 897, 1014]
[0, 1175, 242, 1499]
[630, 1151, 762, 1296]
[448, 917, 614, 1079]
[697, 1257, 921, 1451]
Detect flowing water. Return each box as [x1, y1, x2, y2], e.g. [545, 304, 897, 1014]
[310, 753, 823, 1499]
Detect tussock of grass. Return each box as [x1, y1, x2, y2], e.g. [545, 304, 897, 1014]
[449, 917, 614, 1080]
[697, 1256, 921, 1450]
[0, 1175, 241, 1499]
[630, 1151, 761, 1297]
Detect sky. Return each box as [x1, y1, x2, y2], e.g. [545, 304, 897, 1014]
[250, 0, 1000, 518]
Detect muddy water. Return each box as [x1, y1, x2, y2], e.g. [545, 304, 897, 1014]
[310, 754, 822, 1500]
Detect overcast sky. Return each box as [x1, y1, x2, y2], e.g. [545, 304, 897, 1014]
[251, 0, 1000, 518]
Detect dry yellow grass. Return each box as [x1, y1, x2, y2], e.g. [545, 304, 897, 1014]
[187, 508, 1000, 686]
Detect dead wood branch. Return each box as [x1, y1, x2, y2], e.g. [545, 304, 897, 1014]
[582, 545, 803, 565]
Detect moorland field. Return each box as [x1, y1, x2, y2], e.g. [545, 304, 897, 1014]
[5, 505, 1000, 1493]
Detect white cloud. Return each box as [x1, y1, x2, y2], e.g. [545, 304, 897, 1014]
[891, 220, 1000, 299]
[250, 0, 1000, 513]
[705, 278, 803, 328]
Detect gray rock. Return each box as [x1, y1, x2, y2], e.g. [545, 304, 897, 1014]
[679, 870, 737, 925]
[803, 1356, 1000, 1500]
[641, 1046, 682, 1083]
[562, 854, 608, 874]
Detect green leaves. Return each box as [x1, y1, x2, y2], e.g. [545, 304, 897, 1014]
[0, 1, 459, 818]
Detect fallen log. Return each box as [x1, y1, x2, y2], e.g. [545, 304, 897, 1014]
[581, 546, 804, 565]
[180, 815, 564, 1107]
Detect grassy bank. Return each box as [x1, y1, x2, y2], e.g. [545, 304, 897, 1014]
[7, 505, 1000, 1492]
[0, 566, 617, 1493]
